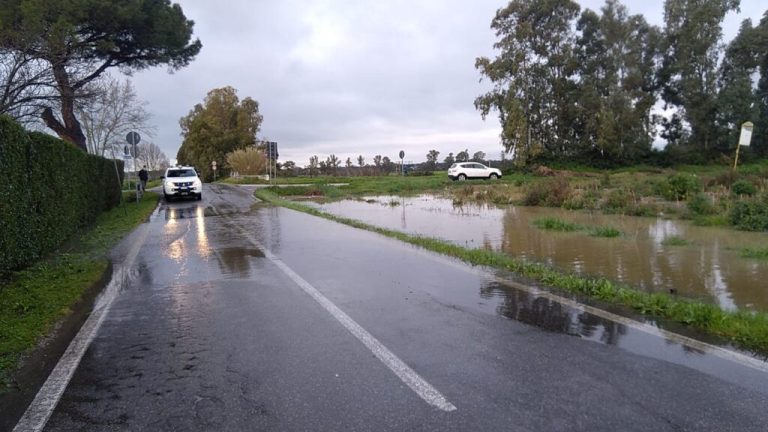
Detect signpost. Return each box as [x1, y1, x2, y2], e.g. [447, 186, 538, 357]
[264, 141, 278, 185]
[212, 160, 217, 182]
[399, 150, 405, 176]
[733, 121, 753, 170]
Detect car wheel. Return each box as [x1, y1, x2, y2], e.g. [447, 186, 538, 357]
[489, 173, 499, 180]
[164, 193, 172, 202]
[458, 174, 467, 181]
[196, 193, 202, 201]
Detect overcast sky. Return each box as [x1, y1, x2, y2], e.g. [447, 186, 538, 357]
[130, 0, 766, 166]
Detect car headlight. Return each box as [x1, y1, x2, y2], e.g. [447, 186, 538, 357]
[193, 180, 202, 188]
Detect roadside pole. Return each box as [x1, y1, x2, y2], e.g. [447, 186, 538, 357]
[126, 132, 141, 203]
[212, 160, 217, 182]
[399, 150, 405, 176]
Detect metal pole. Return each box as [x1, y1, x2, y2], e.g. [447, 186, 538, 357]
[733, 144, 741, 171]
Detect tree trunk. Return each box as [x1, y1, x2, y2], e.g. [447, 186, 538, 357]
[41, 63, 87, 151]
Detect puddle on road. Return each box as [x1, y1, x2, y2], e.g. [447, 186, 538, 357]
[476, 277, 768, 394]
[311, 195, 768, 312]
[214, 247, 265, 278]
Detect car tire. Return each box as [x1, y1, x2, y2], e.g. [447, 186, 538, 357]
[164, 193, 172, 202]
[458, 174, 467, 181]
[489, 173, 499, 180]
[196, 193, 202, 201]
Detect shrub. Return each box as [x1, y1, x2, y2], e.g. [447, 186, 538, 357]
[226, 147, 266, 175]
[687, 193, 717, 216]
[0, 118, 122, 275]
[730, 194, 768, 231]
[731, 179, 756, 197]
[523, 177, 571, 207]
[661, 174, 701, 201]
[603, 188, 633, 213]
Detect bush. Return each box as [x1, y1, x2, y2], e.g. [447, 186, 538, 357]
[523, 177, 571, 207]
[660, 174, 701, 201]
[0, 117, 123, 275]
[687, 193, 717, 216]
[731, 179, 756, 197]
[729, 194, 768, 231]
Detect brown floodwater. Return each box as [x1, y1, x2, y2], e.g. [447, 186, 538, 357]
[311, 195, 768, 312]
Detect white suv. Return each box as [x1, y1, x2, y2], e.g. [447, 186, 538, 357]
[448, 162, 502, 181]
[162, 166, 202, 201]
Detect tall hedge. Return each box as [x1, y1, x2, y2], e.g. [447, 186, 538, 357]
[0, 117, 123, 276]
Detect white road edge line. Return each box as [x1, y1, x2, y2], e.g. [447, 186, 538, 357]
[13, 220, 153, 432]
[224, 215, 457, 412]
[252, 198, 768, 376]
[396, 231, 768, 375]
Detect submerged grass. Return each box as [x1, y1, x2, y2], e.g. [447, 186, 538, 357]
[255, 188, 768, 357]
[740, 247, 768, 260]
[0, 193, 159, 391]
[662, 236, 689, 246]
[533, 217, 622, 238]
[532, 217, 582, 232]
[589, 226, 622, 238]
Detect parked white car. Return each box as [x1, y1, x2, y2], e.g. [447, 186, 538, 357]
[447, 162, 502, 181]
[162, 166, 202, 201]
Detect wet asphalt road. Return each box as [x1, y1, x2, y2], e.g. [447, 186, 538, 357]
[38, 184, 768, 431]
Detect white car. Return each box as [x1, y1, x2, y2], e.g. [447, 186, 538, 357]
[448, 162, 502, 181]
[162, 166, 202, 201]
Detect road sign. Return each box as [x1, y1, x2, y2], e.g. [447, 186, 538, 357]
[126, 132, 141, 145]
[739, 122, 754, 147]
[265, 141, 278, 160]
[399, 150, 405, 159]
[212, 160, 217, 170]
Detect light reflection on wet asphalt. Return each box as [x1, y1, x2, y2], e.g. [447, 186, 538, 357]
[39, 184, 768, 431]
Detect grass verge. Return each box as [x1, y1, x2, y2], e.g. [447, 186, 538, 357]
[255, 188, 768, 357]
[0, 192, 159, 390]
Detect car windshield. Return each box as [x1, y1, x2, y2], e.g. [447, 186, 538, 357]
[167, 169, 196, 178]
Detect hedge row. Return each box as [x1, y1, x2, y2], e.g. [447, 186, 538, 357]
[0, 117, 123, 276]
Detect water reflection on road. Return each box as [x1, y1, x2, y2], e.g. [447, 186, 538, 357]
[312, 195, 768, 312]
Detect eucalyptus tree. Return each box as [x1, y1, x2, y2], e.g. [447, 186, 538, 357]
[476, 0, 581, 164]
[716, 19, 761, 152]
[574, 0, 661, 164]
[425, 149, 440, 170]
[659, 0, 740, 153]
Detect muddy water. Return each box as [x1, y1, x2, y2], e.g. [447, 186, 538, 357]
[312, 195, 768, 312]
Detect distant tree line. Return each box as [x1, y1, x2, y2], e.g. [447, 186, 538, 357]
[476, 0, 768, 166]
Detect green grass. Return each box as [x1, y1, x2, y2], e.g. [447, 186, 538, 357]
[533, 218, 622, 238]
[662, 236, 689, 246]
[533, 217, 582, 232]
[255, 188, 768, 357]
[589, 226, 622, 238]
[740, 247, 768, 260]
[0, 193, 159, 391]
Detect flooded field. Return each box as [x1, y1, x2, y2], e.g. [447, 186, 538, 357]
[311, 195, 768, 313]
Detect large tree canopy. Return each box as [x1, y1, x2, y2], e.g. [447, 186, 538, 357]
[0, 0, 201, 150]
[177, 86, 263, 181]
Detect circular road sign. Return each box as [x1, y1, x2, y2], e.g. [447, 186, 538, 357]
[126, 131, 141, 145]
[399, 150, 405, 159]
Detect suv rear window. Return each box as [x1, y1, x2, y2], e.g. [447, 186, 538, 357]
[167, 169, 197, 178]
